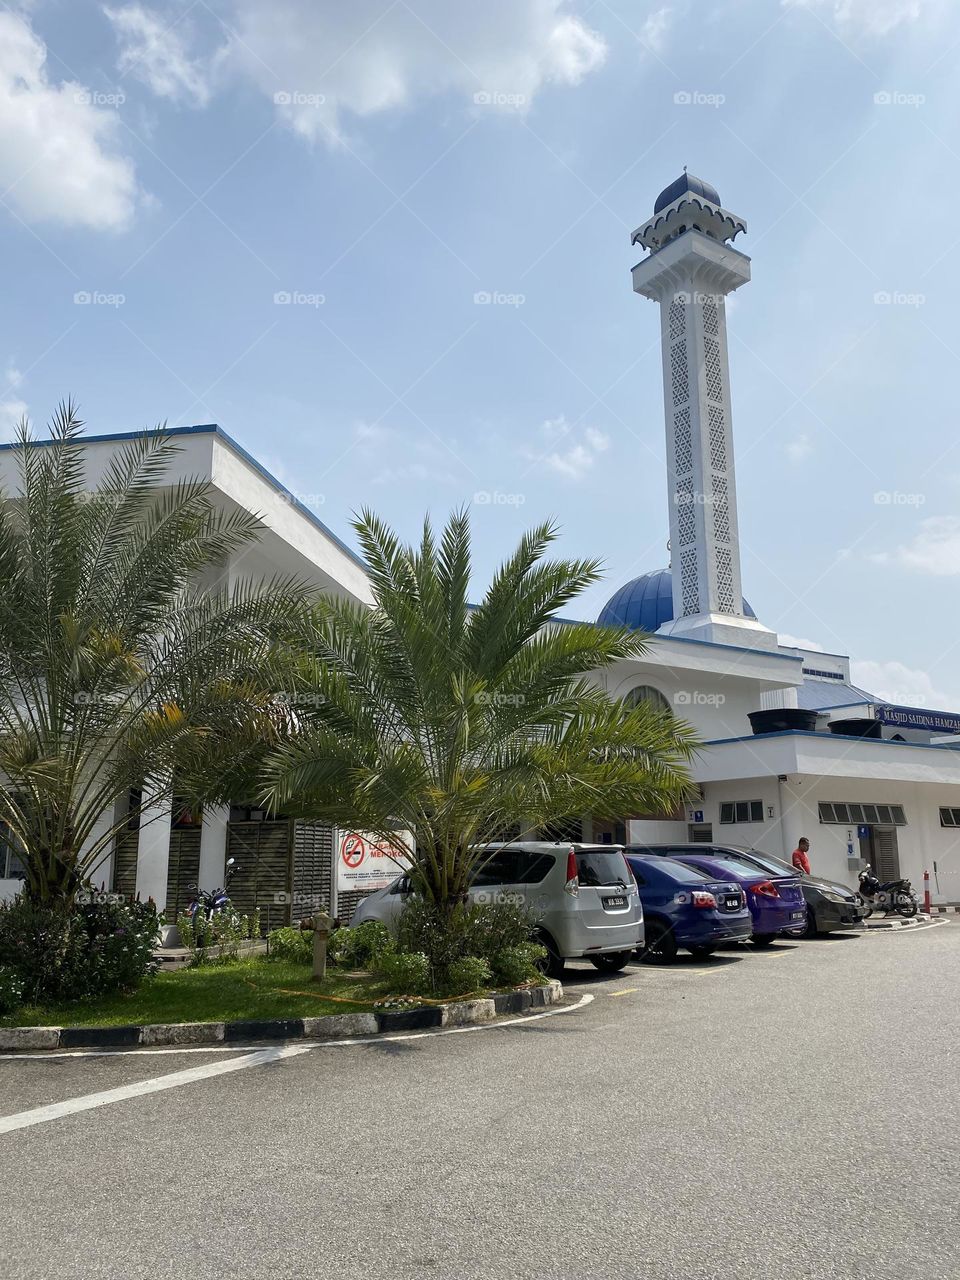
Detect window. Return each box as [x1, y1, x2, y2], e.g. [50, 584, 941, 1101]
[624, 685, 671, 714]
[819, 802, 907, 826]
[719, 799, 765, 824]
[940, 808, 960, 828]
[574, 850, 630, 887]
[0, 823, 26, 880]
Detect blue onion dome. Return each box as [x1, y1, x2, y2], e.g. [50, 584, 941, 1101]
[597, 568, 756, 632]
[654, 172, 721, 214]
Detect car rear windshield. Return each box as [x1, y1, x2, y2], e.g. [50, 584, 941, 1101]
[641, 858, 719, 884]
[733, 850, 796, 877]
[701, 855, 778, 877]
[576, 851, 630, 887]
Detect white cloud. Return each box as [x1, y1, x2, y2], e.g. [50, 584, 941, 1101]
[872, 516, 960, 576]
[778, 633, 826, 652]
[105, 4, 218, 107]
[785, 432, 813, 464]
[0, 13, 139, 230]
[784, 0, 936, 37]
[227, 0, 606, 141]
[0, 362, 27, 441]
[850, 659, 960, 713]
[640, 7, 673, 53]
[537, 414, 610, 479]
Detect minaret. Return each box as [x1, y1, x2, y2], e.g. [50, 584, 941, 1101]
[632, 172, 775, 649]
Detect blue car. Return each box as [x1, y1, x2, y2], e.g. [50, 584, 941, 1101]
[625, 855, 752, 961]
[634, 847, 807, 947]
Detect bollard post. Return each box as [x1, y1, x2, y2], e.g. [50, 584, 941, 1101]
[311, 910, 332, 981]
[923, 870, 931, 914]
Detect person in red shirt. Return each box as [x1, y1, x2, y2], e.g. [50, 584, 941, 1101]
[792, 837, 812, 875]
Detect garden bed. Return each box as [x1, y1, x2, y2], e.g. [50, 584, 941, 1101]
[1, 958, 396, 1028]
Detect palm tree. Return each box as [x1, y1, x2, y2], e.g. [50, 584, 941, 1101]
[262, 510, 699, 915]
[0, 403, 310, 908]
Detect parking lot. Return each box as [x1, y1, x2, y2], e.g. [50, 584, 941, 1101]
[1, 919, 957, 1280]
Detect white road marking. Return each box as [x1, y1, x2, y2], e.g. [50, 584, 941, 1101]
[0, 995, 594, 1132]
[0, 1044, 313, 1135]
[0, 1045, 295, 1060]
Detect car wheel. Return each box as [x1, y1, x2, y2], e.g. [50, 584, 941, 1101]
[751, 933, 776, 948]
[639, 920, 678, 963]
[688, 944, 716, 960]
[803, 906, 821, 938]
[589, 951, 633, 973]
[534, 933, 565, 979]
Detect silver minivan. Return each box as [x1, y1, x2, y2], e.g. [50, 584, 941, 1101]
[350, 842, 644, 976]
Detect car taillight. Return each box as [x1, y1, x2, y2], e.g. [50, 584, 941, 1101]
[750, 880, 780, 898]
[692, 891, 717, 909]
[564, 849, 579, 897]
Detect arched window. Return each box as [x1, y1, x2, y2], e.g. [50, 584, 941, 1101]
[623, 685, 671, 714]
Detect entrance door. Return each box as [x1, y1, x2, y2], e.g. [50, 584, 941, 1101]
[871, 826, 901, 882]
[226, 821, 293, 926]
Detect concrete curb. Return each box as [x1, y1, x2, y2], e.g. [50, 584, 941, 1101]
[864, 914, 947, 931]
[0, 982, 562, 1052]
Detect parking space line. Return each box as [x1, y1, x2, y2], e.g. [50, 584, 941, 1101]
[609, 987, 639, 997]
[0, 1044, 313, 1135]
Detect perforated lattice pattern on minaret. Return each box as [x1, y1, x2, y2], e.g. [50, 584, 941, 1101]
[676, 484, 696, 546]
[674, 407, 692, 475]
[680, 549, 699, 615]
[669, 299, 686, 340]
[716, 546, 735, 612]
[670, 342, 689, 405]
[708, 405, 726, 471]
[704, 337, 723, 402]
[712, 475, 730, 543]
[702, 298, 719, 336]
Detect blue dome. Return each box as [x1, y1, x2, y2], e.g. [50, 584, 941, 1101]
[597, 568, 756, 632]
[654, 172, 721, 214]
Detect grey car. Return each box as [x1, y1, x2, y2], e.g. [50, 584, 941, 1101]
[350, 842, 644, 976]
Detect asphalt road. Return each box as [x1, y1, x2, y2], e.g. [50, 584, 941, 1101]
[1, 921, 958, 1280]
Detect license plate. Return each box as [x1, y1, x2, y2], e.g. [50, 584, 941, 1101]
[603, 895, 627, 909]
[790, 911, 805, 920]
[725, 896, 740, 909]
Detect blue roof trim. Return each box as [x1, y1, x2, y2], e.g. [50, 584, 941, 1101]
[0, 423, 368, 573]
[704, 730, 960, 753]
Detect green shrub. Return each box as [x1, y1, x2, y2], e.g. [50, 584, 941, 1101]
[330, 920, 392, 969]
[491, 942, 546, 986]
[444, 955, 492, 995]
[0, 964, 24, 1014]
[176, 908, 260, 966]
[0, 892, 159, 1004]
[395, 898, 536, 989]
[267, 926, 312, 964]
[373, 949, 430, 994]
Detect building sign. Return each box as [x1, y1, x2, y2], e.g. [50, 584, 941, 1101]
[875, 704, 960, 735]
[336, 831, 413, 892]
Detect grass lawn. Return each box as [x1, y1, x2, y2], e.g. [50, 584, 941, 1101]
[2, 958, 397, 1028]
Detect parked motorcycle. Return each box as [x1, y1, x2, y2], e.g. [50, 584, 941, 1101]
[857, 864, 918, 918]
[186, 857, 239, 921]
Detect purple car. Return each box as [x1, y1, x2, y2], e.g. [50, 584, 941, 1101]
[629, 847, 807, 947]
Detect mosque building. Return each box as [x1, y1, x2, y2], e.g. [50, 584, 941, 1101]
[589, 172, 960, 902]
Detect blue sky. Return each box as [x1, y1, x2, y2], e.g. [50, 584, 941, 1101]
[1, 0, 959, 708]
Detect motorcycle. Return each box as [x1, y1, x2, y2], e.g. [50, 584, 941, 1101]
[857, 864, 918, 918]
[186, 857, 239, 922]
